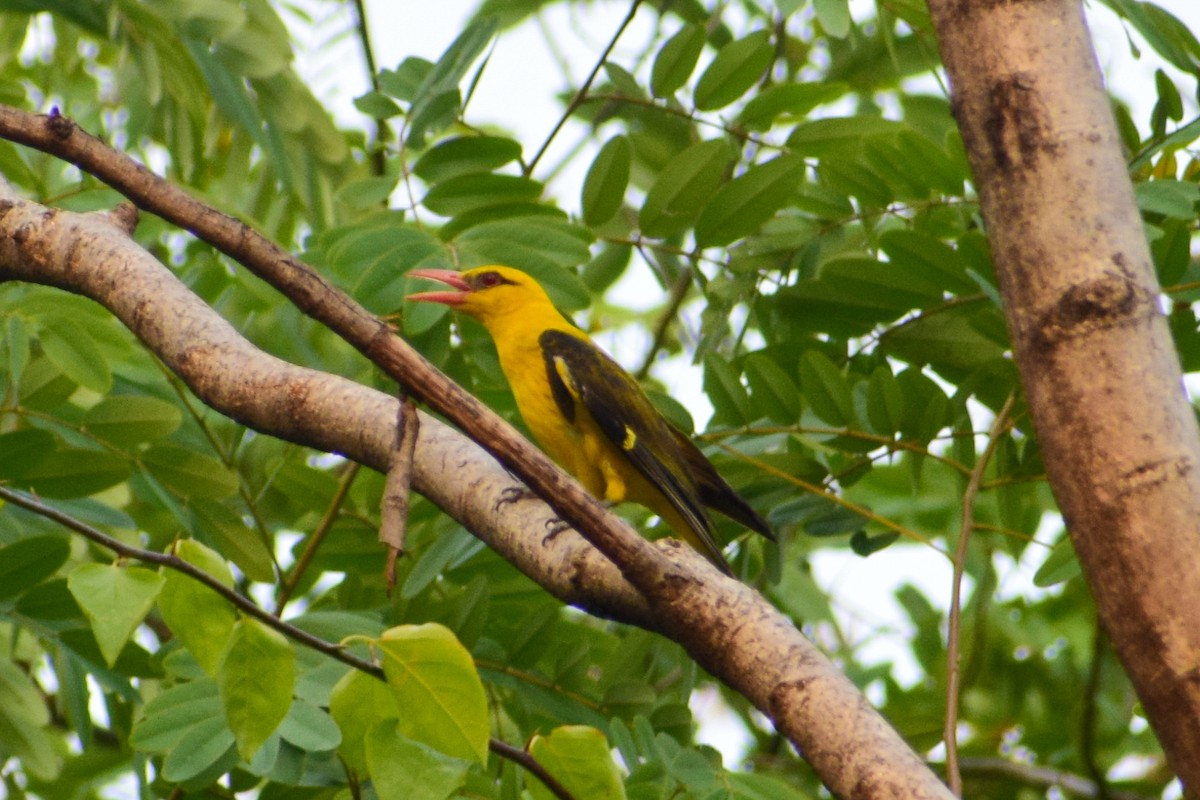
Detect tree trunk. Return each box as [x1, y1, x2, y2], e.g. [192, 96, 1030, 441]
[929, 0, 1200, 791]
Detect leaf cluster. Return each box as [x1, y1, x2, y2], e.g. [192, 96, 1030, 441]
[0, 0, 1198, 797]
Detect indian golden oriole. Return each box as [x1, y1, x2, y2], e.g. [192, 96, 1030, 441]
[408, 265, 773, 575]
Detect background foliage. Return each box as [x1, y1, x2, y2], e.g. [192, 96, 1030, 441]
[0, 0, 1198, 797]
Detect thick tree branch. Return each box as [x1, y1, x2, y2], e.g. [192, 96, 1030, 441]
[928, 0, 1200, 789]
[0, 104, 670, 593]
[0, 121, 952, 796]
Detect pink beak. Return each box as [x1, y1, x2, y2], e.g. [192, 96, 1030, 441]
[407, 268, 471, 306]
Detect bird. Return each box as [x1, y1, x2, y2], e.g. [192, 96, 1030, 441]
[407, 265, 773, 575]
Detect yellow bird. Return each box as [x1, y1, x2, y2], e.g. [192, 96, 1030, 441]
[407, 265, 773, 575]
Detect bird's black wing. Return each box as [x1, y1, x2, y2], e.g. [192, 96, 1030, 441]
[539, 330, 723, 564]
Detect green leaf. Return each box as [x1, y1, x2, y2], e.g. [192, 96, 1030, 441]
[3, 0, 107, 33]
[737, 82, 849, 130]
[881, 308, 1007, 374]
[192, 500, 277, 583]
[786, 116, 906, 158]
[365, 720, 471, 800]
[639, 139, 734, 237]
[879, 229, 977, 295]
[703, 353, 751, 426]
[19, 449, 131, 499]
[277, 697, 341, 752]
[423, 173, 543, 217]
[0, 535, 70, 601]
[743, 353, 802, 424]
[218, 618, 296, 761]
[335, 176, 399, 210]
[157, 539, 239, 675]
[866, 366, 905, 436]
[142, 444, 239, 499]
[131, 678, 222, 753]
[407, 16, 499, 144]
[602, 62, 644, 98]
[83, 396, 183, 446]
[352, 90, 404, 119]
[582, 135, 631, 226]
[528, 726, 626, 800]
[822, 257, 943, 313]
[67, 564, 164, 667]
[1134, 179, 1200, 218]
[814, 0, 851, 37]
[650, 24, 706, 97]
[693, 30, 774, 111]
[0, 429, 54, 480]
[1034, 538, 1082, 587]
[413, 135, 523, 183]
[850, 529, 899, 556]
[377, 623, 489, 764]
[0, 660, 62, 780]
[210, 0, 292, 79]
[694, 154, 805, 248]
[454, 218, 593, 309]
[329, 669, 400, 774]
[5, 313, 30, 389]
[37, 318, 112, 393]
[379, 56, 433, 101]
[798, 350, 855, 426]
[160, 715, 237, 783]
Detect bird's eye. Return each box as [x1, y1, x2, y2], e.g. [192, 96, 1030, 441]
[479, 272, 501, 288]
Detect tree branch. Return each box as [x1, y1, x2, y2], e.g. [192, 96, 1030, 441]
[944, 392, 1015, 794]
[0, 485, 385, 681]
[957, 757, 1152, 800]
[525, 0, 644, 176]
[1, 485, 576, 799]
[489, 739, 577, 800]
[0, 114, 953, 798]
[929, 0, 1200, 788]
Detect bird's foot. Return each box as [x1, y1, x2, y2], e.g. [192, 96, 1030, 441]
[542, 517, 572, 544]
[495, 485, 535, 511]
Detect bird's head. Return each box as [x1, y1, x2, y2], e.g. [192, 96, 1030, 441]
[407, 265, 555, 325]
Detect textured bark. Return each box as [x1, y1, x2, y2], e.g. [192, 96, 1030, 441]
[0, 176, 953, 798]
[928, 0, 1200, 791]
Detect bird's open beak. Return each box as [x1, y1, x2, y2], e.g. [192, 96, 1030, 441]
[406, 269, 471, 306]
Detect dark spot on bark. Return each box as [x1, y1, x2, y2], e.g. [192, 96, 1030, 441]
[47, 109, 74, 139]
[985, 74, 1056, 173]
[1116, 457, 1193, 500]
[1031, 267, 1154, 350]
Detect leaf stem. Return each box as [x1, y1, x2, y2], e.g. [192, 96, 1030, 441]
[944, 391, 1015, 795]
[525, 0, 645, 177]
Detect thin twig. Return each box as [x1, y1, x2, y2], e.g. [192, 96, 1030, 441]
[581, 92, 784, 150]
[0, 485, 385, 681]
[489, 739, 577, 800]
[712, 441, 949, 555]
[956, 756, 1151, 800]
[944, 391, 1016, 795]
[2, 484, 579, 797]
[635, 273, 691, 381]
[1080, 623, 1111, 799]
[524, 0, 644, 177]
[351, 0, 391, 177]
[275, 461, 362, 614]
